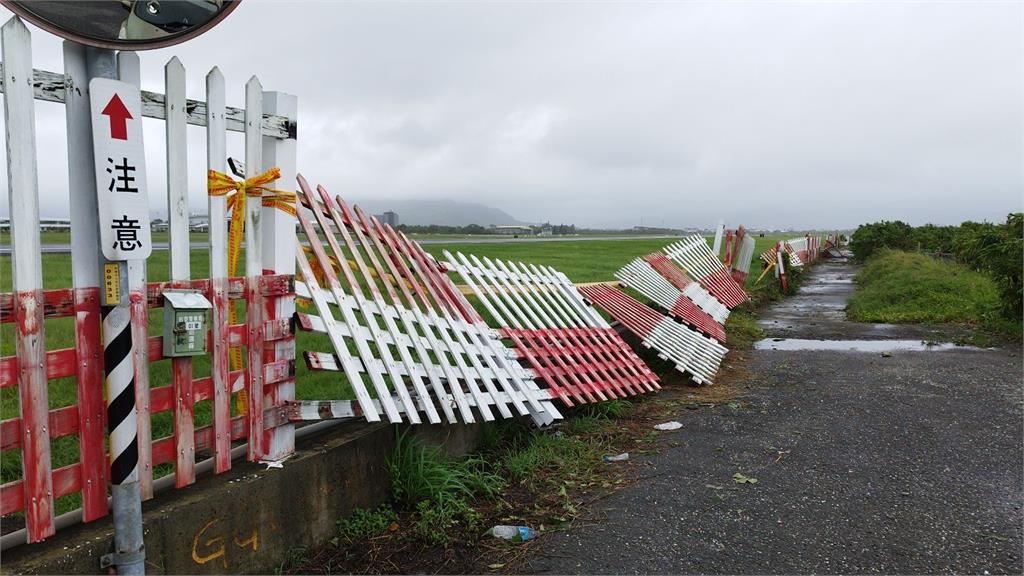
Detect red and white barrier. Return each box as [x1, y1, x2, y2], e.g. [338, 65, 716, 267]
[615, 258, 727, 343]
[294, 180, 560, 427]
[578, 284, 728, 385]
[760, 241, 801, 268]
[639, 252, 730, 323]
[729, 228, 757, 286]
[662, 235, 750, 308]
[445, 253, 659, 406]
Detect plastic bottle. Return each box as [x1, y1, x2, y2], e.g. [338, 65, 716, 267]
[490, 525, 537, 541]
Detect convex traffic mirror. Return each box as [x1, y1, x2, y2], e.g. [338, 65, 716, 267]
[2, 0, 239, 50]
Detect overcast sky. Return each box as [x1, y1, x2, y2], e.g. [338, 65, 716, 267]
[1, 1, 1021, 229]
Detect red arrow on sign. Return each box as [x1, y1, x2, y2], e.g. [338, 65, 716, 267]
[101, 94, 133, 140]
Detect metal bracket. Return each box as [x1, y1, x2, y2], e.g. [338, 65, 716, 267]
[99, 547, 145, 570]
[227, 156, 245, 178]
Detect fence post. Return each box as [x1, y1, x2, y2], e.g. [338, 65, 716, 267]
[206, 67, 233, 473]
[244, 77, 266, 461]
[711, 219, 725, 256]
[165, 56, 196, 487]
[776, 241, 788, 293]
[1, 15, 55, 543]
[260, 90, 297, 460]
[62, 40, 109, 523]
[115, 51, 154, 500]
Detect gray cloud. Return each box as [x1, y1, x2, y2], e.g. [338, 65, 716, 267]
[1, 1, 1021, 229]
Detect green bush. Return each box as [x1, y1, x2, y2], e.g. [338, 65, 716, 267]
[850, 214, 1022, 321]
[413, 495, 482, 546]
[953, 213, 1022, 320]
[913, 223, 960, 252]
[849, 220, 915, 260]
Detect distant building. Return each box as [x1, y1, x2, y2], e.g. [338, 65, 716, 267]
[2, 217, 70, 232]
[377, 211, 399, 227]
[189, 215, 210, 232]
[493, 225, 533, 236]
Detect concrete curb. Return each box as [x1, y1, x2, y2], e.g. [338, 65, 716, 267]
[2, 421, 485, 575]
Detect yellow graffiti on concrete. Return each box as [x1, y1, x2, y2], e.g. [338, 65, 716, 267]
[191, 518, 260, 568]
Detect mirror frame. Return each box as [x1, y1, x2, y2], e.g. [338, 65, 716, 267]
[1, 0, 240, 50]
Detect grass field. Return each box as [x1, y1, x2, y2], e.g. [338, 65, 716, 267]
[28, 230, 682, 245]
[0, 232, 786, 515]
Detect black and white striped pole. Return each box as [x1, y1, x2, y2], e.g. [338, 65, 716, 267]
[100, 278, 144, 575]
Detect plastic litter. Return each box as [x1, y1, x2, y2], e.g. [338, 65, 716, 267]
[603, 452, 629, 462]
[490, 525, 538, 541]
[654, 421, 683, 431]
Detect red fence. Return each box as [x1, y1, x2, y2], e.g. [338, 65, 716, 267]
[0, 275, 292, 542]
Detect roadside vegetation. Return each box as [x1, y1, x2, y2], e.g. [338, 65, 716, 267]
[849, 214, 1022, 321]
[847, 250, 1004, 324]
[279, 377, 746, 576]
[279, 398, 665, 574]
[848, 215, 1022, 340]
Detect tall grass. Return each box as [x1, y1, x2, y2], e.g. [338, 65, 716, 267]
[846, 250, 1003, 326]
[387, 429, 504, 508]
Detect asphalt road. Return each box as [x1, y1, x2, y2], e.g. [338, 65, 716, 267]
[0, 235, 681, 255]
[525, 261, 1023, 574]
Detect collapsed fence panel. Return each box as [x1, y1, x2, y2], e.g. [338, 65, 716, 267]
[760, 241, 801, 269]
[640, 252, 730, 324]
[787, 237, 810, 266]
[444, 253, 659, 406]
[615, 258, 727, 343]
[662, 235, 749, 308]
[727, 229, 757, 286]
[578, 284, 728, 385]
[293, 178, 560, 426]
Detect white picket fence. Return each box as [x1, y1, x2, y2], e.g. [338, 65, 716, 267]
[0, 16, 297, 544]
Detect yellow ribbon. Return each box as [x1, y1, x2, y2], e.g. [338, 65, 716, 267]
[208, 167, 296, 413]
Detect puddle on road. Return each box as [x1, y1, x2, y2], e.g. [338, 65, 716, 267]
[754, 339, 987, 352]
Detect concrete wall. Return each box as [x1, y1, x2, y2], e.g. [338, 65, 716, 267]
[2, 421, 486, 575]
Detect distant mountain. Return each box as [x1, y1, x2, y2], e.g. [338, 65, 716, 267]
[347, 198, 526, 227]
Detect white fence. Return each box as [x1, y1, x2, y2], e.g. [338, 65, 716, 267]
[0, 16, 297, 544]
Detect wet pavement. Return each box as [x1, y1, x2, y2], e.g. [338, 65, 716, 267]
[525, 259, 1023, 574]
[756, 260, 973, 342]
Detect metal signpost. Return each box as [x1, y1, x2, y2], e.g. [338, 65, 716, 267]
[90, 73, 149, 576]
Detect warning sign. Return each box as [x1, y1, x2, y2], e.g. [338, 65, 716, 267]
[89, 78, 152, 261]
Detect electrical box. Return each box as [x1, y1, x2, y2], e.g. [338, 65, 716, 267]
[162, 289, 212, 358]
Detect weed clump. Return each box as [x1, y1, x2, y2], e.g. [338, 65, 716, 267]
[336, 505, 397, 540]
[386, 430, 504, 546]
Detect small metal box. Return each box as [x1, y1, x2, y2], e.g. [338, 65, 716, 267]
[162, 289, 212, 358]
